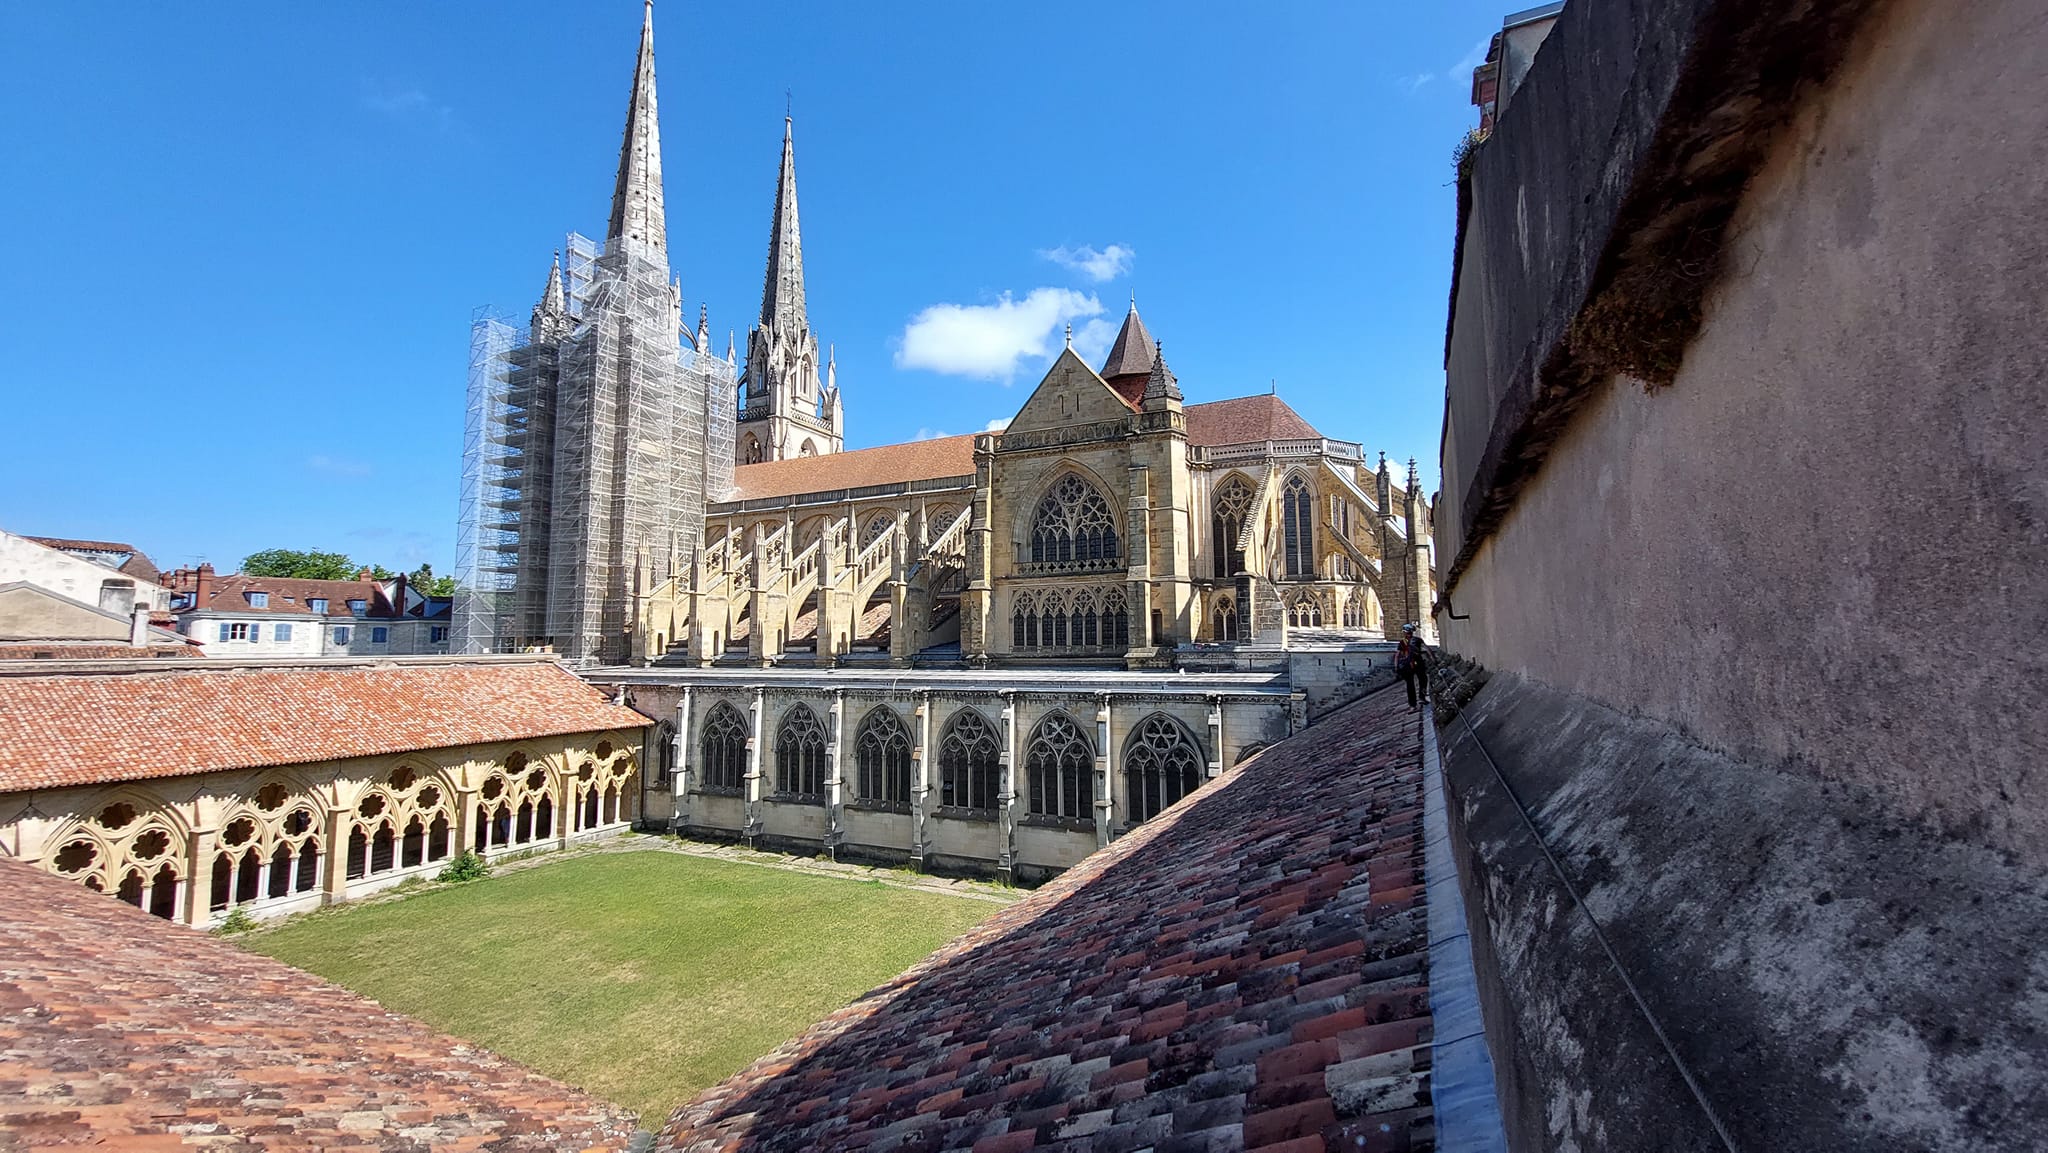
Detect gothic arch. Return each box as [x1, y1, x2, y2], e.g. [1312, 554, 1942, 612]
[1013, 462, 1124, 546]
[853, 705, 913, 809]
[937, 708, 1001, 812]
[1280, 470, 1317, 579]
[1122, 713, 1206, 824]
[1211, 472, 1257, 579]
[1024, 710, 1095, 821]
[774, 702, 828, 800]
[698, 701, 749, 792]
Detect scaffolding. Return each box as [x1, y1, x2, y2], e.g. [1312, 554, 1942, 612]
[455, 232, 735, 662]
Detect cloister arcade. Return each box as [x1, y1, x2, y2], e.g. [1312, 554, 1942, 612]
[8, 728, 644, 926]
[606, 673, 1298, 882]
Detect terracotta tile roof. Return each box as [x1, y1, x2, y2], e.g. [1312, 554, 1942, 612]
[728, 393, 1331, 505]
[1185, 394, 1324, 446]
[0, 858, 638, 1149]
[731, 435, 978, 501]
[0, 660, 649, 793]
[660, 688, 1433, 1151]
[181, 573, 397, 619]
[0, 644, 200, 661]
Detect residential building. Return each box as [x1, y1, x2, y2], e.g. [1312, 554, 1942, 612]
[162, 564, 451, 657]
[0, 529, 171, 614]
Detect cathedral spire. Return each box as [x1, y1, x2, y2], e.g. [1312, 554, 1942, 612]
[541, 251, 565, 313]
[759, 116, 808, 332]
[606, 0, 667, 267]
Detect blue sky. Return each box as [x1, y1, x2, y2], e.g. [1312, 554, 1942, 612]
[0, 2, 1499, 575]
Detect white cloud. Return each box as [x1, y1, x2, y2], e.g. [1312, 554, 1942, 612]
[896, 288, 1103, 381]
[308, 454, 372, 478]
[1070, 317, 1118, 366]
[913, 427, 952, 440]
[1040, 244, 1134, 283]
[982, 417, 1012, 433]
[1399, 72, 1435, 92]
[359, 79, 461, 135]
[1450, 37, 1492, 79]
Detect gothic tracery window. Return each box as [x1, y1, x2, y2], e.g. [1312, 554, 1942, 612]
[1029, 474, 1119, 568]
[1009, 586, 1129, 652]
[1213, 475, 1254, 578]
[855, 706, 913, 809]
[1213, 594, 1239, 642]
[775, 703, 828, 799]
[938, 710, 1001, 812]
[1025, 712, 1095, 822]
[1283, 475, 1315, 578]
[699, 703, 747, 792]
[1124, 714, 1206, 824]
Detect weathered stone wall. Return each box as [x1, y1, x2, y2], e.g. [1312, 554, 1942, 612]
[1435, 0, 2048, 1148]
[1443, 0, 2048, 861]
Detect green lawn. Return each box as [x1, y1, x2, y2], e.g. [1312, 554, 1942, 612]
[244, 849, 995, 1124]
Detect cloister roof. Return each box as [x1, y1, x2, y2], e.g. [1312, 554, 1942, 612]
[659, 687, 1435, 1151]
[0, 658, 649, 793]
[0, 858, 639, 1149]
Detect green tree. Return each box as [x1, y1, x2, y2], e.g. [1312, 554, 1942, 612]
[368, 564, 397, 581]
[409, 563, 458, 597]
[241, 549, 359, 581]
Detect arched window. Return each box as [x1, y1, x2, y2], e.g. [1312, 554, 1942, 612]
[775, 703, 828, 799]
[1213, 595, 1239, 642]
[1343, 597, 1365, 628]
[1287, 591, 1324, 627]
[651, 721, 676, 789]
[1025, 712, 1095, 821]
[1124, 714, 1205, 824]
[700, 703, 748, 792]
[854, 707, 913, 809]
[742, 434, 763, 464]
[938, 710, 1001, 812]
[1213, 475, 1254, 578]
[1029, 474, 1119, 568]
[1282, 475, 1315, 578]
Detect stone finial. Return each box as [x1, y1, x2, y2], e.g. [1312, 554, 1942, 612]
[1141, 344, 1182, 405]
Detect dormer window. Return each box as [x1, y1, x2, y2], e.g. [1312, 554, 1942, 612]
[309, 598, 328, 614]
[348, 599, 368, 617]
[247, 592, 269, 608]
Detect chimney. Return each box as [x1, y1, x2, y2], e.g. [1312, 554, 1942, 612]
[392, 572, 409, 617]
[357, 566, 372, 581]
[195, 563, 215, 609]
[129, 601, 151, 647]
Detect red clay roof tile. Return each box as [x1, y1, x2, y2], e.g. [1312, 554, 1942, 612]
[0, 859, 637, 1149]
[0, 660, 648, 792]
[657, 688, 1432, 1151]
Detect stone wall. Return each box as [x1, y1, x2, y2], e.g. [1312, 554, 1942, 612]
[603, 670, 1296, 882]
[1435, 0, 2048, 1147]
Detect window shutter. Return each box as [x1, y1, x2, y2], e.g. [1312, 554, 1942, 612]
[218, 622, 230, 642]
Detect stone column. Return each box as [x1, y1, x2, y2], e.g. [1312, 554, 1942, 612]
[1207, 696, 1226, 779]
[182, 827, 215, 926]
[320, 802, 351, 905]
[1094, 693, 1114, 849]
[744, 686, 765, 844]
[453, 785, 478, 859]
[826, 689, 846, 859]
[673, 687, 693, 832]
[911, 689, 932, 870]
[997, 690, 1017, 883]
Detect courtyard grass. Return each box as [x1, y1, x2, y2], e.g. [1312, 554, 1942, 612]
[243, 848, 996, 1124]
